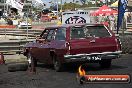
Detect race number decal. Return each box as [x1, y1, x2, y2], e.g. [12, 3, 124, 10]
[65, 16, 86, 24]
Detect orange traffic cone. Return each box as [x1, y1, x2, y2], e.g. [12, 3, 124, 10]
[0, 53, 5, 64]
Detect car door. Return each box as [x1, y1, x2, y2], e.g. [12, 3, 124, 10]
[37, 29, 55, 63]
[69, 26, 92, 55]
[30, 29, 48, 61]
[42, 28, 67, 64]
[34, 29, 49, 63]
[53, 28, 67, 62]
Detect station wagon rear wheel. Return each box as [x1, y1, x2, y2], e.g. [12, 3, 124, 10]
[99, 59, 112, 68]
[53, 57, 63, 72]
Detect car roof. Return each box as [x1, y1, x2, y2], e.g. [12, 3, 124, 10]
[45, 23, 105, 30]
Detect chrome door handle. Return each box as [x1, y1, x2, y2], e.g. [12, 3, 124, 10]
[90, 40, 95, 43]
[48, 43, 51, 45]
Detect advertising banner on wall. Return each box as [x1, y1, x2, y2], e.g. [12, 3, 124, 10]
[62, 11, 90, 24]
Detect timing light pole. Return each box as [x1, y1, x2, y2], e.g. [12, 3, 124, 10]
[56, 0, 59, 20]
[95, 0, 97, 7]
[106, 0, 109, 6]
[61, 0, 62, 12]
[4, 0, 6, 15]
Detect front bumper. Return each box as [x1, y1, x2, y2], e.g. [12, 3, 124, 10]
[64, 51, 122, 62]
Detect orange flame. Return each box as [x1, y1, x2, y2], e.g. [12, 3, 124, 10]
[78, 65, 86, 76]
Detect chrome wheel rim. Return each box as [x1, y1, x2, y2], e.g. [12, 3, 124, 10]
[53, 60, 60, 70]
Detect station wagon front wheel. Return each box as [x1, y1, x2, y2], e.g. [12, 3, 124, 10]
[53, 57, 63, 72]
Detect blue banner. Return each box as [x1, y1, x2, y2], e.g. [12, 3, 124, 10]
[117, 0, 128, 34]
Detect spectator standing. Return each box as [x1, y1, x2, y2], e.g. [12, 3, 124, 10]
[127, 13, 132, 23]
[110, 15, 115, 31]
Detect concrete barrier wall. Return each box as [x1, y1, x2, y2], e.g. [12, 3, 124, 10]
[0, 29, 43, 54]
[0, 39, 34, 55]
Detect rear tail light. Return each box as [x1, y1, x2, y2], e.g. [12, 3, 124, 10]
[65, 42, 70, 54]
[115, 38, 122, 51]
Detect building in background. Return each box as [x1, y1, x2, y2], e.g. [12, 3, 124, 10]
[0, 0, 32, 13]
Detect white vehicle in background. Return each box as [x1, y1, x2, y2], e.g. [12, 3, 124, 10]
[18, 21, 32, 29]
[18, 19, 32, 29]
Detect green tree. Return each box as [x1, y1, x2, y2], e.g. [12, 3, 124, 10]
[62, 2, 81, 10]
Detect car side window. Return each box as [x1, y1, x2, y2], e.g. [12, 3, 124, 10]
[41, 29, 49, 39]
[47, 30, 55, 41]
[86, 26, 111, 37]
[55, 28, 66, 40]
[71, 27, 85, 39]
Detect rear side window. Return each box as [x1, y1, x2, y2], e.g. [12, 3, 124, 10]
[86, 26, 111, 37]
[70, 26, 110, 39]
[71, 27, 85, 39]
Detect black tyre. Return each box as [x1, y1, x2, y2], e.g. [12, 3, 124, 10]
[8, 62, 28, 72]
[53, 56, 63, 72]
[99, 59, 112, 68]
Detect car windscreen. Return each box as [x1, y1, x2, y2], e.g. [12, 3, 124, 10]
[70, 26, 111, 39]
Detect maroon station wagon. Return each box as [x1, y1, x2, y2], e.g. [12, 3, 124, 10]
[23, 24, 122, 71]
